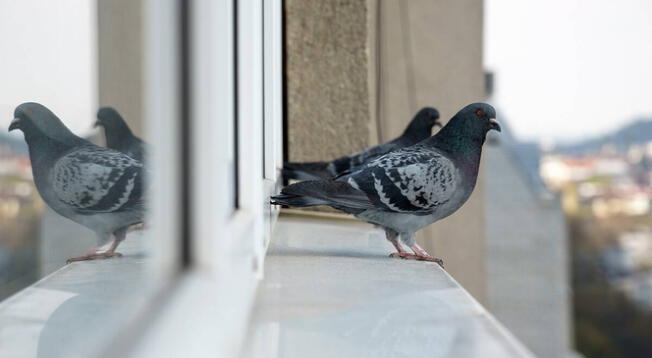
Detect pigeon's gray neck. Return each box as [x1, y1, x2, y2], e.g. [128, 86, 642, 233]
[425, 122, 485, 181]
[23, 127, 85, 167]
[401, 121, 433, 142]
[427, 114, 486, 154]
[105, 128, 135, 149]
[432, 133, 485, 155]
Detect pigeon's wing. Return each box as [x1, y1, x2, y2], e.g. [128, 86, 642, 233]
[343, 147, 459, 213]
[50, 146, 144, 213]
[330, 141, 400, 175]
[273, 180, 377, 212]
[130, 137, 148, 162]
[115, 136, 148, 163]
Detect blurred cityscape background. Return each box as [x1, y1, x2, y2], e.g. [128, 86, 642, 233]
[0, 134, 40, 299]
[541, 123, 652, 357]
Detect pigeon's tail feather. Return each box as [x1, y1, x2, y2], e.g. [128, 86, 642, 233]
[271, 180, 375, 211]
[282, 162, 333, 181]
[270, 193, 329, 207]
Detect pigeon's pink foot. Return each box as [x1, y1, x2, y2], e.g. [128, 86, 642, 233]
[389, 252, 443, 266]
[66, 251, 123, 263]
[413, 254, 444, 267]
[389, 252, 419, 260]
[409, 244, 445, 268]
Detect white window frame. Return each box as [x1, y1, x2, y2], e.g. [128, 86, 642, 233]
[128, 0, 284, 356]
[191, 0, 282, 278]
[262, 0, 284, 259]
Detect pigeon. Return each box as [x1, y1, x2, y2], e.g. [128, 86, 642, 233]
[271, 103, 500, 265]
[95, 107, 147, 162]
[9, 102, 146, 262]
[283, 107, 441, 180]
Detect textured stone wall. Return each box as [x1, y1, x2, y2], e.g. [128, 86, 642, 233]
[285, 0, 375, 162]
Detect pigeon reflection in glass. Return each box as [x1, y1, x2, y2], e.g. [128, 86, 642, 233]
[9, 102, 146, 262]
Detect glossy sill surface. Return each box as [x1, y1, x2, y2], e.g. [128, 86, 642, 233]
[242, 213, 534, 358]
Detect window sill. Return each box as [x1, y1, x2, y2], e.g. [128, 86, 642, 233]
[0, 227, 260, 358]
[0, 230, 158, 358]
[242, 212, 535, 358]
[0, 213, 535, 358]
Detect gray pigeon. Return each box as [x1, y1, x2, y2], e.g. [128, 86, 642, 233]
[9, 102, 146, 262]
[271, 103, 500, 265]
[283, 107, 441, 180]
[95, 107, 147, 162]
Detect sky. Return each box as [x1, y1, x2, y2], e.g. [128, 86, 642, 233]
[2, 1, 652, 144]
[485, 0, 652, 142]
[0, 0, 96, 137]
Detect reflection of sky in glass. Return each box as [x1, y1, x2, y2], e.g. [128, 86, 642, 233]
[486, 0, 652, 142]
[0, 0, 96, 135]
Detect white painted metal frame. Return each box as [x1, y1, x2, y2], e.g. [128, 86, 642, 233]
[191, 0, 283, 278]
[126, 0, 284, 357]
[262, 0, 284, 257]
[143, 0, 181, 282]
[234, 0, 266, 277]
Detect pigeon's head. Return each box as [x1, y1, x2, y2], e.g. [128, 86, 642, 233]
[448, 103, 500, 139]
[404, 107, 441, 139]
[9, 102, 78, 142]
[95, 107, 129, 132]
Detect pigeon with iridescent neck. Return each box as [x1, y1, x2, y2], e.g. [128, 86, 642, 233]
[272, 103, 500, 266]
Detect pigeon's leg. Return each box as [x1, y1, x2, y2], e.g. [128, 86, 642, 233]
[409, 243, 444, 267]
[385, 228, 418, 260]
[66, 242, 119, 263]
[66, 246, 102, 263]
[66, 230, 126, 263]
[99, 227, 127, 258]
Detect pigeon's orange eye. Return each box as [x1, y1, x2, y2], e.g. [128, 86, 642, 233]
[475, 109, 485, 117]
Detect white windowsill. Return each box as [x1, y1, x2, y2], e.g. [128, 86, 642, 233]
[0, 231, 156, 358]
[0, 213, 536, 358]
[242, 212, 535, 358]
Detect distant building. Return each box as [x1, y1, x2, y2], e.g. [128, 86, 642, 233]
[541, 155, 629, 190]
[485, 122, 572, 358]
[540, 150, 652, 218]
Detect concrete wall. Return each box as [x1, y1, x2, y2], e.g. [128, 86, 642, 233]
[485, 143, 572, 357]
[285, 0, 377, 162]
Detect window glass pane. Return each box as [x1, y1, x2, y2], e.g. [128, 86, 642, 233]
[0, 0, 97, 300]
[0, 1, 174, 356]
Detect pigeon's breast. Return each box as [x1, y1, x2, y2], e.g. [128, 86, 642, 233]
[355, 210, 440, 233]
[355, 171, 472, 233]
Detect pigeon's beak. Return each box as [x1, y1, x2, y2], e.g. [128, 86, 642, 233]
[93, 119, 100, 128]
[434, 121, 443, 128]
[489, 118, 501, 132]
[8, 117, 20, 132]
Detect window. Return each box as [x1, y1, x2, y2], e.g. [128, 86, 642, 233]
[0, 0, 98, 296]
[0, 0, 284, 356]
